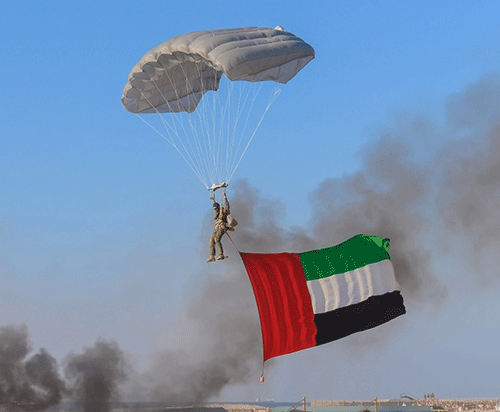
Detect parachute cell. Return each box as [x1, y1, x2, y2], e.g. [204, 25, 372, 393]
[122, 27, 315, 114]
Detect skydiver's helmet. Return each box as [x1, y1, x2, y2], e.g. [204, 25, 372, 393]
[213, 202, 220, 210]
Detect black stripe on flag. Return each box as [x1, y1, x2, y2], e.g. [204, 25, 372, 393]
[314, 290, 406, 346]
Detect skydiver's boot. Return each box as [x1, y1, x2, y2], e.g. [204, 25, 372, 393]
[216, 255, 225, 261]
[206, 256, 216, 262]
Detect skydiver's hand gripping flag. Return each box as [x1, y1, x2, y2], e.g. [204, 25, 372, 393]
[239, 234, 406, 377]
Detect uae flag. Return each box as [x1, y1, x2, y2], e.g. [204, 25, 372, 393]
[240, 234, 406, 362]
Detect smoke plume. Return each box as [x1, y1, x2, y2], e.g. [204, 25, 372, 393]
[0, 327, 130, 412]
[0, 324, 65, 410]
[308, 73, 500, 293]
[64, 338, 129, 412]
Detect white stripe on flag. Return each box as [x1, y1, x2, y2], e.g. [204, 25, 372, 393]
[306, 259, 400, 314]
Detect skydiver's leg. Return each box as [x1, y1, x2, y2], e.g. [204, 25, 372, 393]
[207, 233, 216, 262]
[215, 229, 225, 260]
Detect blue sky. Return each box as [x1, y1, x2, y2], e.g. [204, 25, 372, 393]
[2, 0, 500, 404]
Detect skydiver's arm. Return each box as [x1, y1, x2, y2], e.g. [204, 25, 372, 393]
[224, 193, 230, 213]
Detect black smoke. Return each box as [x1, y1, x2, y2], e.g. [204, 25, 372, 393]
[0, 325, 129, 412]
[63, 338, 129, 412]
[308, 73, 500, 293]
[0, 324, 65, 410]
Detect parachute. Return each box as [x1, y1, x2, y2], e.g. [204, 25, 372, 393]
[122, 26, 315, 190]
[239, 234, 406, 366]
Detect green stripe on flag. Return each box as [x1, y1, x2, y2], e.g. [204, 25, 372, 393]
[298, 234, 391, 281]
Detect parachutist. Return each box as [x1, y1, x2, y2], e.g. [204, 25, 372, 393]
[207, 192, 236, 262]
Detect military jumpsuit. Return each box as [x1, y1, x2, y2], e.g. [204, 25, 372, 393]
[209, 198, 230, 259]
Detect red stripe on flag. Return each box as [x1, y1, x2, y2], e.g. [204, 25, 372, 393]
[240, 252, 317, 362]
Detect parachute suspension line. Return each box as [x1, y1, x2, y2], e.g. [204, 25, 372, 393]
[185, 105, 214, 186]
[220, 79, 237, 185]
[135, 88, 203, 178]
[141, 90, 209, 189]
[192, 66, 229, 187]
[178, 62, 223, 187]
[204, 73, 219, 185]
[226, 82, 264, 181]
[208, 82, 219, 185]
[193, 65, 217, 183]
[140, 82, 202, 178]
[135, 113, 208, 187]
[224, 81, 252, 183]
[225, 84, 237, 181]
[186, 63, 266, 187]
[227, 86, 282, 184]
[210, 75, 220, 185]
[136, 62, 282, 190]
[152, 74, 211, 188]
[136, 91, 178, 146]
[178, 62, 218, 186]
[153, 67, 219, 189]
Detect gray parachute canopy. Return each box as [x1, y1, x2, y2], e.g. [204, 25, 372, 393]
[121, 26, 315, 114]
